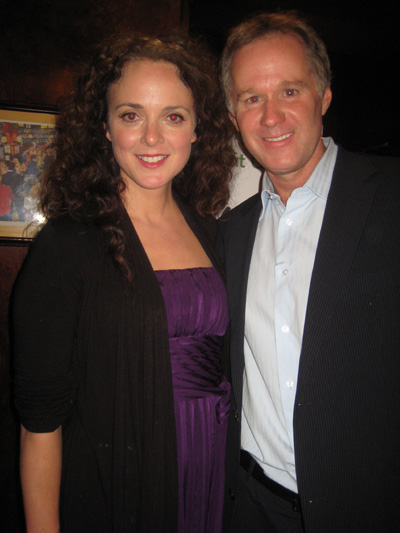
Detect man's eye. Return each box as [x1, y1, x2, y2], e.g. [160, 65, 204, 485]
[284, 89, 297, 97]
[247, 96, 259, 104]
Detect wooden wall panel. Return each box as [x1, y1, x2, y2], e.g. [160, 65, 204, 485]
[0, 243, 29, 532]
[0, 0, 188, 105]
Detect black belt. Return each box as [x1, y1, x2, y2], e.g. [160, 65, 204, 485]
[240, 450, 302, 512]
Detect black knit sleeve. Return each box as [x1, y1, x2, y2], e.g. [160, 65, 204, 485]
[12, 217, 90, 432]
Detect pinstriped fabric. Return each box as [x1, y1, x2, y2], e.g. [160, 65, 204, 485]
[241, 139, 338, 492]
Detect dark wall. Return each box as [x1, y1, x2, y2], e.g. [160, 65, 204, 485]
[0, 0, 189, 105]
[0, 243, 28, 532]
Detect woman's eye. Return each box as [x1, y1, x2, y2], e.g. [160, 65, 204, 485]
[123, 112, 137, 121]
[168, 114, 183, 122]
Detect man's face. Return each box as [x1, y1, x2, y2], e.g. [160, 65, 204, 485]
[229, 33, 332, 190]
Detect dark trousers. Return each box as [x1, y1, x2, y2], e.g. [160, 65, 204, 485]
[228, 464, 305, 533]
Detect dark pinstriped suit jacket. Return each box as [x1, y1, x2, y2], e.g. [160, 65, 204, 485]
[219, 147, 400, 533]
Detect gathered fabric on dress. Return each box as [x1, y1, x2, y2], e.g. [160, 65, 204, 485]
[155, 267, 230, 533]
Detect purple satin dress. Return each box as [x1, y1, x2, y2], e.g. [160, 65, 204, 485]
[155, 267, 230, 533]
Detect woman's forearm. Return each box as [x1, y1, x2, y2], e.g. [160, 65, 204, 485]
[20, 425, 62, 533]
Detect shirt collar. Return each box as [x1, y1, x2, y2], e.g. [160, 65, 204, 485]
[260, 137, 338, 218]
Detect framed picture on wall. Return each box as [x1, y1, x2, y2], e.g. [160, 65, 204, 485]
[0, 102, 58, 240]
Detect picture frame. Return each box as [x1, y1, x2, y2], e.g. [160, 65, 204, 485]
[0, 102, 58, 241]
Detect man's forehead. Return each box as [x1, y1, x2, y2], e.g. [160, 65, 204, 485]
[230, 34, 313, 89]
[233, 32, 305, 57]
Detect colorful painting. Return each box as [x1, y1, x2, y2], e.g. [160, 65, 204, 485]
[0, 104, 57, 239]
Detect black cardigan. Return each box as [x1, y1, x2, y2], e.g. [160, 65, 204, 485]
[13, 196, 226, 532]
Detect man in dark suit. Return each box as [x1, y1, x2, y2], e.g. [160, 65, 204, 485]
[218, 12, 400, 533]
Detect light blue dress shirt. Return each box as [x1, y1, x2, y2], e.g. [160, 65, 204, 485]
[241, 138, 338, 492]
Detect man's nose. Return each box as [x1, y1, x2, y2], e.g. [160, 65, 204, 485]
[260, 99, 285, 127]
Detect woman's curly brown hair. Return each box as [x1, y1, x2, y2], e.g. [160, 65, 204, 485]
[41, 33, 235, 276]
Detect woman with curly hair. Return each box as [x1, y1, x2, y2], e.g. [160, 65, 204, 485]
[13, 34, 235, 532]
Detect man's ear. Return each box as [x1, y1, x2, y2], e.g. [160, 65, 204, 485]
[321, 87, 332, 116]
[103, 122, 111, 142]
[229, 112, 239, 132]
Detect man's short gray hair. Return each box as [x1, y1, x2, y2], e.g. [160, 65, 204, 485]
[220, 11, 332, 114]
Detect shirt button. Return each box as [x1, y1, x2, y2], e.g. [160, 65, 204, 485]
[285, 218, 293, 226]
[282, 325, 290, 333]
[287, 379, 294, 388]
[283, 269, 289, 276]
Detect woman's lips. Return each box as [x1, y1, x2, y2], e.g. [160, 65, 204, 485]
[136, 154, 169, 167]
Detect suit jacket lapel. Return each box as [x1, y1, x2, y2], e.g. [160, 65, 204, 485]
[222, 194, 262, 408]
[297, 148, 379, 391]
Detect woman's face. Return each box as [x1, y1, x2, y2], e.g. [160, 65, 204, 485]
[105, 59, 197, 195]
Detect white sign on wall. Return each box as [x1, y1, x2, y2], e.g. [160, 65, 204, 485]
[228, 139, 263, 209]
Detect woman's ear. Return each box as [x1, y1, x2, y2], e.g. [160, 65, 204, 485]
[103, 122, 111, 142]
